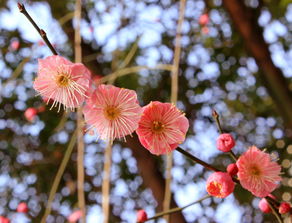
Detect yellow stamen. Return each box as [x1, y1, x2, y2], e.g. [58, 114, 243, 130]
[152, 121, 165, 133]
[104, 106, 120, 120]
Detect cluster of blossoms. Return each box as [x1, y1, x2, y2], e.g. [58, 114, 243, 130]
[33, 55, 290, 222]
[33, 55, 189, 154]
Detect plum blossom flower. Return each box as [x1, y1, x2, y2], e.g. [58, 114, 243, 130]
[83, 84, 142, 141]
[33, 55, 91, 112]
[136, 101, 189, 155]
[136, 210, 148, 223]
[236, 146, 282, 197]
[206, 172, 235, 198]
[17, 202, 28, 213]
[216, 133, 235, 152]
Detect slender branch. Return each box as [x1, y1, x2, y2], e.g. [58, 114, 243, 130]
[164, 1, 186, 219]
[145, 195, 210, 222]
[41, 130, 77, 223]
[266, 199, 283, 223]
[74, 0, 86, 222]
[176, 147, 220, 172]
[17, 3, 58, 55]
[102, 142, 113, 223]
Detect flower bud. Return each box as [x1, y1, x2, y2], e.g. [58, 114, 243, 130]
[227, 163, 238, 176]
[136, 209, 148, 223]
[24, 108, 38, 122]
[206, 172, 235, 198]
[258, 194, 276, 213]
[0, 216, 10, 223]
[17, 202, 28, 213]
[279, 202, 291, 214]
[216, 133, 235, 152]
[199, 14, 209, 26]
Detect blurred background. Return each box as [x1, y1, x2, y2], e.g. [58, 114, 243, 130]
[0, 0, 291, 222]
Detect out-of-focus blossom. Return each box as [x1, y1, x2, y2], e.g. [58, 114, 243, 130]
[199, 13, 209, 26]
[0, 216, 10, 223]
[216, 133, 235, 152]
[10, 40, 20, 51]
[136, 210, 148, 223]
[67, 210, 82, 223]
[83, 84, 142, 141]
[33, 55, 91, 112]
[206, 172, 235, 198]
[24, 108, 38, 122]
[227, 163, 238, 176]
[237, 146, 282, 197]
[17, 202, 28, 213]
[136, 101, 189, 155]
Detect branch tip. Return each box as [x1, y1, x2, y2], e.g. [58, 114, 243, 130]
[17, 2, 24, 12]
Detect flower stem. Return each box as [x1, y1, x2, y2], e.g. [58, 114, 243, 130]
[144, 194, 210, 222]
[266, 198, 283, 223]
[17, 3, 58, 55]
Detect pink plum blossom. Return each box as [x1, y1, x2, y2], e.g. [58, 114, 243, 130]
[33, 55, 91, 112]
[216, 133, 235, 152]
[236, 146, 282, 197]
[136, 210, 148, 223]
[83, 84, 142, 141]
[206, 172, 235, 198]
[136, 101, 189, 155]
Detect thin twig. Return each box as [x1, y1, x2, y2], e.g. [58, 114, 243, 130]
[74, 0, 86, 222]
[41, 130, 77, 223]
[164, 1, 187, 219]
[17, 3, 58, 55]
[144, 194, 210, 222]
[266, 199, 283, 223]
[102, 142, 113, 223]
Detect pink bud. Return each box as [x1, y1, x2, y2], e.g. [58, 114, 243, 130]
[199, 13, 209, 26]
[258, 194, 276, 213]
[24, 108, 38, 122]
[206, 172, 235, 198]
[17, 202, 28, 213]
[227, 163, 238, 176]
[216, 133, 235, 152]
[0, 216, 10, 223]
[67, 210, 82, 223]
[136, 210, 148, 223]
[279, 202, 291, 214]
[10, 40, 20, 51]
[38, 40, 45, 46]
[37, 106, 46, 113]
[89, 26, 94, 33]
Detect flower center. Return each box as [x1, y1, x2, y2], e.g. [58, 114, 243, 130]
[56, 73, 70, 87]
[208, 181, 223, 197]
[104, 106, 120, 120]
[151, 121, 165, 133]
[250, 165, 262, 177]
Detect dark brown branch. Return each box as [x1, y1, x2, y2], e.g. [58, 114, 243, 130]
[18, 3, 58, 55]
[222, 0, 292, 130]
